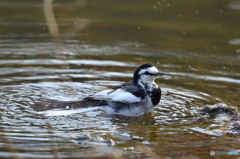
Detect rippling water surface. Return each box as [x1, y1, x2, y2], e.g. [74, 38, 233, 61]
[1, 0, 240, 158]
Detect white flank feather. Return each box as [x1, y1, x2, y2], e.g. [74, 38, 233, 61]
[91, 88, 141, 103]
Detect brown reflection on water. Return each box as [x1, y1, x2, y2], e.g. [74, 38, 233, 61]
[0, 0, 240, 158]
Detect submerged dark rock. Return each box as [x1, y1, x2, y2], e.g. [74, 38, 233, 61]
[227, 114, 240, 132]
[200, 103, 238, 117]
[199, 103, 240, 136]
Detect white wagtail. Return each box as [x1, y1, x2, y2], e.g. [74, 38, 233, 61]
[84, 63, 165, 116]
[34, 63, 165, 116]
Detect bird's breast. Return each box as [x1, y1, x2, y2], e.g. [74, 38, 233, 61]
[149, 87, 161, 106]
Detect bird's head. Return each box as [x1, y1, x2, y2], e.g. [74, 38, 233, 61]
[133, 63, 165, 85]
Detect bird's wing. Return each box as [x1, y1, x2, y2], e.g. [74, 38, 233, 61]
[88, 83, 145, 104]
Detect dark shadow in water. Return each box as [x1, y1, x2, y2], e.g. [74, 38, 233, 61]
[34, 97, 240, 137]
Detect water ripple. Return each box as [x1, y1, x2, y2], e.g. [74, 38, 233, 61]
[0, 59, 136, 67]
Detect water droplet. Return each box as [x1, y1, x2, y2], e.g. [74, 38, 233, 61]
[229, 39, 240, 45]
[183, 32, 186, 35]
[154, 5, 156, 9]
[137, 26, 140, 30]
[227, 2, 240, 10]
[235, 49, 240, 53]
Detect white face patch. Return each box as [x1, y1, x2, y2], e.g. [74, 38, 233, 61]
[138, 66, 159, 85]
[138, 66, 158, 75]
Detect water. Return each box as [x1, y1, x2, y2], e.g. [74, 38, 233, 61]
[1, 0, 240, 158]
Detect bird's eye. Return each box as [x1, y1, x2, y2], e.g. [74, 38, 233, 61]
[144, 71, 154, 76]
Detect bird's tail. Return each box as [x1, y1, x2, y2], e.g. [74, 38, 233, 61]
[32, 97, 108, 111]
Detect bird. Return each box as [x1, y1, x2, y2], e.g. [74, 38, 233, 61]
[34, 63, 165, 116]
[83, 63, 165, 116]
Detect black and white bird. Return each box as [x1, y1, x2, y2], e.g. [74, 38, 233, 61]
[34, 63, 165, 116]
[84, 63, 165, 116]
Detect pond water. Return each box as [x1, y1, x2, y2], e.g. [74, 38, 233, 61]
[0, 0, 240, 158]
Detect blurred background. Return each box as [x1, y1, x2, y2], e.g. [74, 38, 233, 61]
[0, 0, 240, 158]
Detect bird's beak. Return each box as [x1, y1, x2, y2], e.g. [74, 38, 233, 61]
[155, 72, 165, 76]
